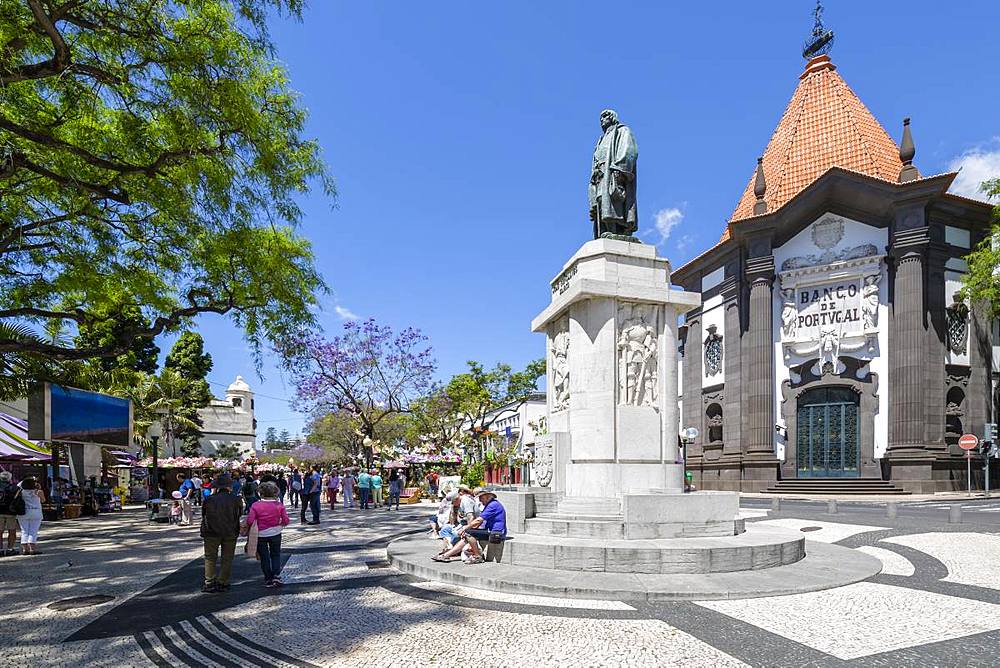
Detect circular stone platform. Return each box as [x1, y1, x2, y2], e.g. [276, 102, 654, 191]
[387, 529, 881, 601]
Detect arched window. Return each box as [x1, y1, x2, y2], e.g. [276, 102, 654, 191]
[231, 397, 243, 408]
[945, 387, 965, 446]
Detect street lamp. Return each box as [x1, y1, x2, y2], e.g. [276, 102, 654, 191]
[680, 427, 699, 493]
[147, 420, 162, 499]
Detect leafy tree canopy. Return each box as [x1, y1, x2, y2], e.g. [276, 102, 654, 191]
[75, 304, 160, 374]
[0, 0, 331, 386]
[165, 331, 213, 381]
[962, 178, 1000, 310]
[446, 359, 545, 435]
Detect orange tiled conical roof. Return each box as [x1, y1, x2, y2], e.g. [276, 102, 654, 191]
[726, 55, 909, 237]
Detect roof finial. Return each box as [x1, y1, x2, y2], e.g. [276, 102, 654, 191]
[802, 0, 835, 60]
[753, 157, 768, 215]
[898, 117, 918, 183]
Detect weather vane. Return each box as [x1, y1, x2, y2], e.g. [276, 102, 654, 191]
[802, 0, 835, 60]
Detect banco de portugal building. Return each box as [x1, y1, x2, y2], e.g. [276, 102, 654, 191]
[673, 51, 994, 494]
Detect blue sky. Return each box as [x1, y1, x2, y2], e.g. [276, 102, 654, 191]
[162, 0, 999, 437]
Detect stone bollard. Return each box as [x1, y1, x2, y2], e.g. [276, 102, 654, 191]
[771, 497, 781, 512]
[826, 499, 838, 514]
[886, 502, 897, 519]
[949, 504, 962, 524]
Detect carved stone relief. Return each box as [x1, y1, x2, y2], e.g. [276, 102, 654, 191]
[781, 288, 797, 339]
[861, 273, 880, 330]
[617, 302, 658, 407]
[780, 243, 879, 271]
[532, 439, 554, 487]
[551, 318, 570, 412]
[704, 325, 723, 377]
[946, 299, 969, 356]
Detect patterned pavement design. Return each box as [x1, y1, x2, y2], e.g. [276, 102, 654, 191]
[2, 500, 999, 666]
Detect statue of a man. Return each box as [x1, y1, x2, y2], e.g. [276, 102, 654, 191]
[589, 109, 638, 239]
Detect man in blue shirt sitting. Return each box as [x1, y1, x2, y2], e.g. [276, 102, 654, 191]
[432, 488, 505, 565]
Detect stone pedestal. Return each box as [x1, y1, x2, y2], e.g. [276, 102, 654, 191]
[531, 239, 700, 499]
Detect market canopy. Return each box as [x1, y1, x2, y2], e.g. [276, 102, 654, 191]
[0, 412, 51, 461]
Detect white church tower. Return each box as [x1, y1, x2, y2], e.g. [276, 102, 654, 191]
[198, 375, 257, 457]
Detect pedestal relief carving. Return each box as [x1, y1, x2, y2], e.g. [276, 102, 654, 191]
[617, 302, 658, 407]
[532, 438, 554, 487]
[551, 319, 570, 412]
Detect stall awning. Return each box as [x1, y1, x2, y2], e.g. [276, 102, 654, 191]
[0, 412, 51, 461]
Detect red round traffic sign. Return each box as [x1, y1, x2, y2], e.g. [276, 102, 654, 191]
[958, 434, 979, 450]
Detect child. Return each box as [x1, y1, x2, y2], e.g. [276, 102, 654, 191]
[169, 500, 182, 524]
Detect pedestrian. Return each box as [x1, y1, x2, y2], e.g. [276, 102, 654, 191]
[290, 469, 302, 508]
[191, 473, 203, 507]
[327, 470, 340, 510]
[301, 465, 321, 524]
[276, 473, 288, 505]
[357, 469, 371, 509]
[200, 474, 241, 593]
[341, 470, 356, 509]
[177, 473, 195, 525]
[433, 488, 506, 565]
[387, 469, 402, 511]
[243, 481, 289, 588]
[427, 469, 440, 498]
[15, 477, 46, 555]
[241, 473, 259, 514]
[0, 471, 19, 555]
[371, 469, 383, 508]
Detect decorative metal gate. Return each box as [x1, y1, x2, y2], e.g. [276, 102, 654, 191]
[796, 387, 860, 477]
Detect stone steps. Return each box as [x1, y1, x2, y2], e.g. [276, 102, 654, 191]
[387, 534, 881, 601]
[556, 496, 622, 516]
[765, 479, 911, 495]
[524, 516, 625, 539]
[499, 525, 804, 574]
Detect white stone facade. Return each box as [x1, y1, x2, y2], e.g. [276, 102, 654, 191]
[196, 375, 257, 457]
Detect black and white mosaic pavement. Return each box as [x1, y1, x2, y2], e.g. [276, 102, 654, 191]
[1, 499, 999, 666]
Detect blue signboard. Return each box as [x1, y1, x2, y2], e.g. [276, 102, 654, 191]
[47, 385, 131, 446]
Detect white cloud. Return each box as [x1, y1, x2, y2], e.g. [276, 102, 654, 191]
[334, 305, 358, 320]
[947, 141, 1000, 200]
[675, 233, 695, 253]
[653, 207, 684, 243]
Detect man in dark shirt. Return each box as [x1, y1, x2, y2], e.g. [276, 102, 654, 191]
[200, 474, 241, 592]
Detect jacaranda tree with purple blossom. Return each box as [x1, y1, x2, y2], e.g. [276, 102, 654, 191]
[285, 318, 436, 465]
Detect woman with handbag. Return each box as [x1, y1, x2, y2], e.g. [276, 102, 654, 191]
[15, 477, 45, 555]
[242, 481, 289, 588]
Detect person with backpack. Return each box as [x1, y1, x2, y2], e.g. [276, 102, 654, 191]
[14, 476, 45, 555]
[241, 473, 259, 514]
[0, 471, 18, 555]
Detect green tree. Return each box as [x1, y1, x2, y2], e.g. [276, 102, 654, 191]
[446, 359, 546, 437]
[278, 429, 291, 447]
[0, 0, 331, 387]
[406, 387, 463, 453]
[75, 304, 160, 374]
[148, 368, 199, 457]
[962, 178, 1000, 309]
[214, 442, 243, 461]
[164, 332, 213, 456]
[263, 426, 279, 451]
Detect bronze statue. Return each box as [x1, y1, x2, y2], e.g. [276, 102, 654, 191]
[589, 109, 638, 239]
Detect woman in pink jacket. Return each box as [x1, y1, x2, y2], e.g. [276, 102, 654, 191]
[245, 481, 290, 587]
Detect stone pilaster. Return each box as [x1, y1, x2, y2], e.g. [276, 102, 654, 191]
[924, 242, 949, 449]
[888, 229, 929, 450]
[721, 281, 742, 458]
[682, 314, 704, 469]
[742, 254, 778, 490]
[969, 300, 993, 439]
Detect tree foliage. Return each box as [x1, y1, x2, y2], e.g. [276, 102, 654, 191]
[286, 318, 436, 442]
[214, 442, 243, 461]
[75, 304, 159, 374]
[0, 0, 331, 387]
[163, 331, 213, 456]
[446, 359, 545, 437]
[962, 178, 1000, 310]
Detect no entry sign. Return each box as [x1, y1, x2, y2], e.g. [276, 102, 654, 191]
[959, 434, 979, 450]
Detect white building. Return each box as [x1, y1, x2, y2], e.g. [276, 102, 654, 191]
[196, 375, 257, 457]
[472, 392, 547, 458]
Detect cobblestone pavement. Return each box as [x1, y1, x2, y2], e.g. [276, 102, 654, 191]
[1, 499, 998, 667]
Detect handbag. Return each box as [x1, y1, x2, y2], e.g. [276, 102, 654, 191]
[487, 530, 504, 544]
[10, 490, 26, 516]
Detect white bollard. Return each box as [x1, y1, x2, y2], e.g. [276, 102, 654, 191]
[826, 499, 838, 514]
[886, 502, 898, 519]
[771, 497, 781, 511]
